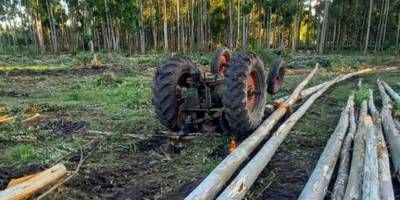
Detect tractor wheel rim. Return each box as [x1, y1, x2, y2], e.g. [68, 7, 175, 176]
[246, 71, 258, 112]
[218, 53, 229, 76]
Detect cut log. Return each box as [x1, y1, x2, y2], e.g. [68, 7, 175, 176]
[217, 75, 346, 200]
[271, 81, 329, 104]
[0, 115, 14, 124]
[332, 94, 357, 200]
[22, 113, 41, 123]
[362, 114, 379, 200]
[184, 64, 320, 200]
[268, 67, 399, 110]
[381, 80, 400, 104]
[343, 101, 368, 200]
[0, 163, 67, 200]
[186, 67, 390, 200]
[377, 79, 400, 181]
[298, 95, 353, 200]
[368, 89, 394, 200]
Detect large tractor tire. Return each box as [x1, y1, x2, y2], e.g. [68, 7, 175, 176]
[267, 59, 286, 95]
[152, 56, 198, 131]
[211, 47, 231, 76]
[222, 52, 266, 134]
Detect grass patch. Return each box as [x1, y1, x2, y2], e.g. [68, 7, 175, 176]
[354, 86, 370, 106]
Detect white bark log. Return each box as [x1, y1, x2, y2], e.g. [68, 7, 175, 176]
[343, 101, 368, 200]
[298, 95, 353, 200]
[218, 75, 347, 200]
[269, 67, 393, 108]
[381, 80, 400, 104]
[272, 82, 329, 104]
[368, 89, 395, 200]
[0, 163, 67, 200]
[185, 64, 319, 200]
[332, 94, 357, 200]
[377, 79, 400, 180]
[362, 114, 380, 200]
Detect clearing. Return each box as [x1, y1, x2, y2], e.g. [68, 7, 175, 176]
[0, 52, 399, 199]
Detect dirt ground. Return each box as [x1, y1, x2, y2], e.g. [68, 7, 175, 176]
[0, 56, 400, 200]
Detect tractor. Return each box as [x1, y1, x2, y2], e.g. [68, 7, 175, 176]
[152, 48, 286, 136]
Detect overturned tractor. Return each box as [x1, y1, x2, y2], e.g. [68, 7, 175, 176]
[153, 48, 286, 135]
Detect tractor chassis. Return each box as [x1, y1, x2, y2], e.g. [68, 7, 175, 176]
[178, 72, 225, 135]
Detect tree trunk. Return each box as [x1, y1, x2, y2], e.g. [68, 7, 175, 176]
[46, 0, 58, 52]
[375, 0, 385, 51]
[318, 0, 330, 54]
[362, 114, 379, 200]
[189, 0, 194, 51]
[292, 1, 300, 51]
[228, 0, 233, 49]
[139, 0, 145, 54]
[0, 163, 67, 200]
[381, 0, 390, 51]
[378, 79, 400, 181]
[368, 89, 395, 200]
[181, 0, 185, 53]
[236, 0, 241, 48]
[299, 95, 353, 200]
[176, 0, 181, 51]
[242, 9, 247, 48]
[364, 0, 373, 53]
[33, 7, 45, 54]
[163, 0, 168, 52]
[381, 80, 400, 104]
[185, 65, 320, 200]
[396, 13, 400, 51]
[151, 0, 158, 50]
[343, 101, 368, 200]
[331, 95, 356, 200]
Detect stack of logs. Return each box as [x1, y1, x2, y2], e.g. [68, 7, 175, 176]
[299, 79, 400, 200]
[186, 66, 400, 200]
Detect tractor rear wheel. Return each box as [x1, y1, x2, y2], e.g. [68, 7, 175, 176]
[222, 52, 266, 134]
[267, 59, 286, 95]
[153, 56, 198, 131]
[211, 47, 231, 76]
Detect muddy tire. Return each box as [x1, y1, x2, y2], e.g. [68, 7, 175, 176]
[267, 59, 286, 95]
[211, 47, 231, 76]
[222, 51, 266, 134]
[153, 56, 198, 131]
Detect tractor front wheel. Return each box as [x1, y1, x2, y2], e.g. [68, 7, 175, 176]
[222, 52, 266, 134]
[211, 47, 231, 76]
[267, 59, 286, 95]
